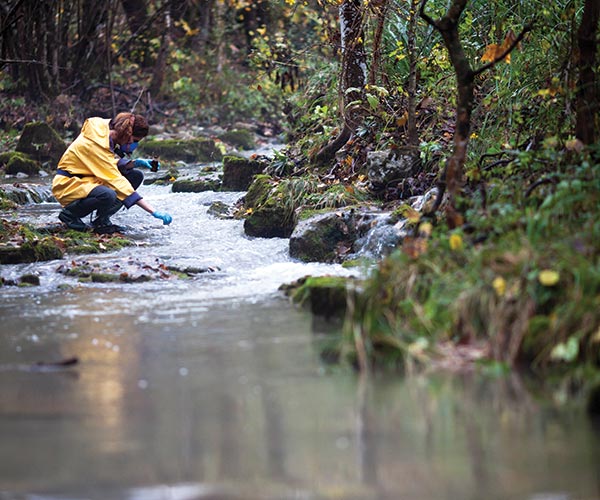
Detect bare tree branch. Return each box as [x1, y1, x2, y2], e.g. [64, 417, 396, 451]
[418, 0, 437, 28]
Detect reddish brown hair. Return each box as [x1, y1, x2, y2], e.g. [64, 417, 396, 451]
[109, 112, 149, 144]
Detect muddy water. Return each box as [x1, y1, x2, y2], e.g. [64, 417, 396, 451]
[0, 183, 599, 499]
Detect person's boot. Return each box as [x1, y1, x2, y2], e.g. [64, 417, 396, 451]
[58, 207, 89, 231]
[92, 200, 125, 234]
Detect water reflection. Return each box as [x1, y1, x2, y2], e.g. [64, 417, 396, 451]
[1, 184, 599, 499]
[0, 292, 599, 499]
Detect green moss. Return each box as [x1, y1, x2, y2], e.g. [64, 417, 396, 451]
[6, 153, 40, 175]
[283, 275, 353, 319]
[0, 236, 64, 264]
[222, 155, 266, 190]
[138, 138, 223, 163]
[172, 178, 221, 193]
[245, 174, 274, 208]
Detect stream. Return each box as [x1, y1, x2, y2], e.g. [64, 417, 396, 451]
[0, 175, 599, 499]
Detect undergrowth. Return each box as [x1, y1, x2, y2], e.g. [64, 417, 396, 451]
[340, 148, 600, 378]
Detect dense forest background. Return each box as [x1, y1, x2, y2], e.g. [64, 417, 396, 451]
[1, 0, 599, 393]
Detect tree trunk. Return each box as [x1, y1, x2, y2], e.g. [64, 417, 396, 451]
[368, 0, 388, 85]
[407, 0, 420, 146]
[575, 0, 600, 144]
[421, 0, 473, 213]
[313, 0, 367, 166]
[120, 0, 148, 34]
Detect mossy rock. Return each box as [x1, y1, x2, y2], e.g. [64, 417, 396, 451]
[5, 152, 41, 176]
[207, 201, 234, 219]
[281, 275, 354, 319]
[15, 122, 66, 164]
[222, 155, 266, 191]
[219, 129, 256, 150]
[289, 211, 356, 263]
[172, 178, 221, 193]
[243, 176, 296, 238]
[138, 138, 223, 163]
[0, 237, 64, 264]
[244, 174, 274, 208]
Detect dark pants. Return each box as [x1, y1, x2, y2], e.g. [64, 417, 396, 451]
[64, 169, 143, 219]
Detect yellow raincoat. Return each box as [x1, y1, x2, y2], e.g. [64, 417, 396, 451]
[52, 117, 141, 208]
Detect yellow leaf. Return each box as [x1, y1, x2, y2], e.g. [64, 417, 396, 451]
[481, 31, 516, 64]
[396, 111, 408, 127]
[492, 277, 506, 297]
[538, 269, 560, 287]
[245, 208, 254, 215]
[481, 43, 500, 63]
[449, 233, 463, 251]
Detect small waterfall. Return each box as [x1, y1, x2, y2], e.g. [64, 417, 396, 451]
[0, 183, 55, 204]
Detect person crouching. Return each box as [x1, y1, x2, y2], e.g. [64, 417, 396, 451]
[52, 112, 172, 234]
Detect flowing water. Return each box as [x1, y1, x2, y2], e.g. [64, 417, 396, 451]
[0, 180, 599, 500]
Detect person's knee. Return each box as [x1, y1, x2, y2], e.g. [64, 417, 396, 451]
[93, 187, 117, 208]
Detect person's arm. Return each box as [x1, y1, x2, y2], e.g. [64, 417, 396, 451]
[136, 198, 173, 225]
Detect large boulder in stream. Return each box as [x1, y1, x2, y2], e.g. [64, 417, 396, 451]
[289, 210, 357, 263]
[138, 138, 223, 163]
[221, 155, 267, 191]
[243, 175, 296, 238]
[15, 121, 66, 165]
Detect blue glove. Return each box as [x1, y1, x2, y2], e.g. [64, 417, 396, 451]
[152, 211, 172, 225]
[134, 159, 160, 171]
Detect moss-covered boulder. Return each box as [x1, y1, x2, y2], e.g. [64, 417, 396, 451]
[172, 178, 221, 193]
[15, 121, 66, 164]
[1, 152, 42, 176]
[0, 236, 64, 264]
[289, 210, 357, 263]
[281, 275, 355, 319]
[219, 129, 256, 150]
[138, 138, 223, 163]
[243, 175, 296, 238]
[222, 155, 266, 191]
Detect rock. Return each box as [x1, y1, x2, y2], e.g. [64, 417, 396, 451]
[207, 201, 234, 219]
[15, 121, 66, 165]
[367, 149, 421, 189]
[243, 175, 296, 238]
[0, 237, 64, 264]
[138, 138, 223, 163]
[219, 129, 256, 150]
[3, 152, 41, 176]
[172, 178, 221, 193]
[222, 155, 266, 191]
[281, 275, 353, 319]
[20, 273, 41, 286]
[289, 210, 356, 263]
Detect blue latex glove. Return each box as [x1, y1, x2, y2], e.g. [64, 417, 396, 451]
[134, 158, 160, 171]
[152, 211, 172, 225]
